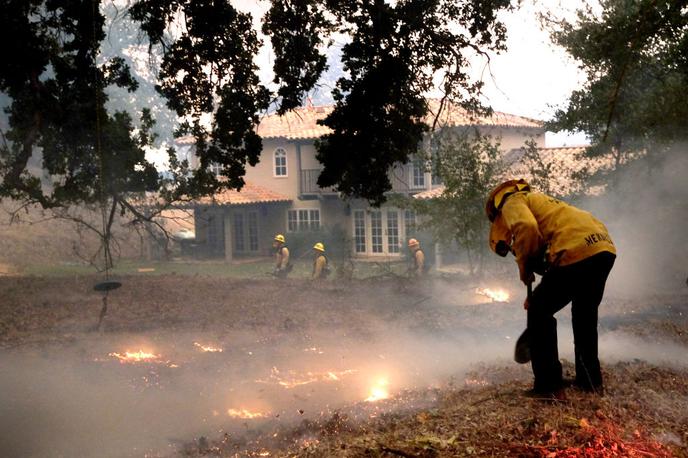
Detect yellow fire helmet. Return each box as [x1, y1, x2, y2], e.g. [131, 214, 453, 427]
[489, 213, 513, 257]
[313, 242, 325, 252]
[408, 238, 420, 248]
[274, 234, 286, 243]
[485, 179, 531, 222]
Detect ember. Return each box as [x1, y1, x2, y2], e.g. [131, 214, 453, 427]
[227, 408, 270, 419]
[194, 342, 223, 352]
[365, 378, 390, 402]
[464, 378, 489, 387]
[476, 287, 510, 303]
[109, 350, 159, 363]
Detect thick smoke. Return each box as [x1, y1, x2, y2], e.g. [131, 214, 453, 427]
[579, 148, 688, 295]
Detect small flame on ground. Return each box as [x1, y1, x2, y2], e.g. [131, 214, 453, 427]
[365, 378, 390, 402]
[476, 287, 510, 303]
[227, 408, 270, 419]
[109, 350, 158, 363]
[256, 367, 357, 389]
[194, 342, 223, 352]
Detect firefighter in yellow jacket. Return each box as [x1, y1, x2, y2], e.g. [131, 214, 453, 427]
[272, 234, 291, 278]
[312, 242, 329, 280]
[486, 179, 616, 396]
[407, 238, 425, 277]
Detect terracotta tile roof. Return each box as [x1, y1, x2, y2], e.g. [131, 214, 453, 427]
[256, 105, 334, 140]
[176, 101, 542, 144]
[426, 99, 543, 129]
[256, 100, 542, 140]
[414, 145, 613, 199]
[174, 136, 196, 145]
[195, 181, 291, 206]
[414, 186, 446, 200]
[175, 99, 542, 145]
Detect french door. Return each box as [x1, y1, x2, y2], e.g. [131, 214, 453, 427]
[352, 209, 402, 256]
[232, 210, 259, 254]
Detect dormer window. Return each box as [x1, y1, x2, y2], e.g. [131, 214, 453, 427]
[274, 148, 287, 177]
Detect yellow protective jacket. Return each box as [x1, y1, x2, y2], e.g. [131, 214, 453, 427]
[500, 192, 616, 279]
[312, 254, 327, 279]
[412, 249, 425, 276]
[275, 246, 290, 270]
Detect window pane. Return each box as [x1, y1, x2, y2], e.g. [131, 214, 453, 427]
[309, 209, 320, 230]
[412, 160, 425, 188]
[404, 210, 416, 237]
[234, 213, 245, 252]
[274, 148, 287, 176]
[387, 210, 399, 253]
[298, 210, 309, 231]
[248, 212, 258, 251]
[287, 210, 297, 232]
[354, 210, 366, 253]
[371, 211, 383, 253]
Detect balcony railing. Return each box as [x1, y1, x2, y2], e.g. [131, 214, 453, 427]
[300, 169, 337, 195]
[300, 166, 430, 196]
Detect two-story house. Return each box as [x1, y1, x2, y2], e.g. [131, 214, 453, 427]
[180, 101, 546, 261]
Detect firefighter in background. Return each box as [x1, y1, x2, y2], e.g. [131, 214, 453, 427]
[407, 238, 425, 277]
[312, 242, 329, 280]
[272, 234, 291, 278]
[486, 179, 616, 397]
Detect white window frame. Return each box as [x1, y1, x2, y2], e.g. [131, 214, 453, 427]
[353, 210, 366, 254]
[274, 148, 288, 177]
[286, 208, 321, 232]
[411, 159, 426, 189]
[209, 162, 222, 177]
[351, 208, 408, 257]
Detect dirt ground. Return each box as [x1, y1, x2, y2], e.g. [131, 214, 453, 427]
[1, 274, 687, 457]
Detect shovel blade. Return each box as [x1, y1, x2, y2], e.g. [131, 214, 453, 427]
[514, 328, 531, 364]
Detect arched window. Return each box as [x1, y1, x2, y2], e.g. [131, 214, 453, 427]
[274, 148, 287, 177]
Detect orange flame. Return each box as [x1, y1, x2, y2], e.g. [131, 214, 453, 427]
[365, 378, 390, 402]
[256, 367, 357, 389]
[109, 350, 159, 363]
[227, 408, 270, 419]
[476, 287, 510, 303]
[194, 342, 223, 352]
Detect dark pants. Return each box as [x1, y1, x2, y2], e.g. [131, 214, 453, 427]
[527, 251, 615, 393]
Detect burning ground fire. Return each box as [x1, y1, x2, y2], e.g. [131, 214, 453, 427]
[109, 350, 159, 363]
[365, 378, 390, 402]
[226, 408, 270, 419]
[194, 342, 223, 352]
[256, 367, 358, 389]
[476, 287, 510, 303]
[107, 349, 178, 368]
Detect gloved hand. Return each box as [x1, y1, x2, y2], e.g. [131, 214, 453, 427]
[520, 267, 535, 286]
